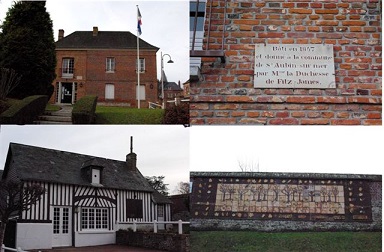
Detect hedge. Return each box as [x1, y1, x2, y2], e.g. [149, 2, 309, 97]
[0, 95, 48, 124]
[162, 102, 189, 126]
[72, 95, 98, 124]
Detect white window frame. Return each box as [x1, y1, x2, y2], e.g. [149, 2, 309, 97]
[105, 83, 115, 100]
[81, 208, 108, 230]
[136, 85, 145, 101]
[136, 58, 145, 73]
[106, 57, 115, 72]
[62, 58, 74, 78]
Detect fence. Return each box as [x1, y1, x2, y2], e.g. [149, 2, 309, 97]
[121, 220, 190, 234]
[148, 102, 162, 109]
[166, 98, 189, 106]
[1, 245, 28, 252]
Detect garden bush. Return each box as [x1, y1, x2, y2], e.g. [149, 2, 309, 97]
[162, 102, 189, 126]
[0, 95, 48, 124]
[72, 95, 98, 124]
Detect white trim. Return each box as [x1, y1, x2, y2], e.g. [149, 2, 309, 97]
[77, 230, 115, 234]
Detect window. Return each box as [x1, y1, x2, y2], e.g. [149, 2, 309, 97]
[53, 208, 60, 234]
[106, 57, 115, 72]
[91, 169, 101, 184]
[81, 208, 108, 230]
[136, 58, 145, 73]
[53, 207, 69, 234]
[136, 85, 146, 100]
[105, 84, 115, 100]
[126, 199, 143, 219]
[190, 2, 206, 32]
[157, 205, 164, 217]
[62, 58, 74, 77]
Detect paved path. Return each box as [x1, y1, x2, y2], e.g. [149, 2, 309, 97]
[35, 105, 73, 124]
[31, 245, 165, 252]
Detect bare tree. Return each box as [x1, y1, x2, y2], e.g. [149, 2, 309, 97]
[296, 185, 304, 201]
[228, 186, 236, 200]
[219, 184, 230, 201]
[237, 184, 249, 201]
[281, 185, 294, 203]
[270, 184, 280, 201]
[174, 181, 190, 195]
[0, 68, 22, 100]
[331, 187, 339, 203]
[320, 187, 328, 202]
[0, 181, 46, 245]
[308, 189, 316, 202]
[238, 158, 260, 172]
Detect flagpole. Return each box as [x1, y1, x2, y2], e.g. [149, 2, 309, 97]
[137, 5, 140, 109]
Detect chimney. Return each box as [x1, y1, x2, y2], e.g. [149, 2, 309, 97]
[126, 136, 137, 171]
[93, 26, 98, 36]
[58, 29, 64, 40]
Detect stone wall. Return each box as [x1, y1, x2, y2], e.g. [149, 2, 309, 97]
[116, 230, 190, 252]
[190, 0, 382, 125]
[190, 172, 381, 231]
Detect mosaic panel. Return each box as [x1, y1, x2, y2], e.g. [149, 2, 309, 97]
[191, 177, 373, 222]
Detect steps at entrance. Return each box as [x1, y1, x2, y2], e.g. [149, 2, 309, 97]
[34, 105, 73, 124]
[37, 115, 72, 123]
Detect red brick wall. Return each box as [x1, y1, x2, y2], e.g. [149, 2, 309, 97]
[51, 49, 158, 106]
[190, 0, 382, 125]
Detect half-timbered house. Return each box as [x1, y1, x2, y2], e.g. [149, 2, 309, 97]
[1, 142, 172, 250]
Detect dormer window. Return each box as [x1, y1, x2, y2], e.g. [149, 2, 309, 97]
[81, 158, 104, 186]
[92, 168, 101, 184]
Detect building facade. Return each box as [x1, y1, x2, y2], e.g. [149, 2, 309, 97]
[190, 172, 382, 231]
[189, 0, 382, 125]
[1, 143, 171, 250]
[51, 27, 159, 108]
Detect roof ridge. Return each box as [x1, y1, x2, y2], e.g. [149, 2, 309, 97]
[10, 142, 124, 164]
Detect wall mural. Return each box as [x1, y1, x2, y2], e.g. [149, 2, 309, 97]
[192, 177, 372, 222]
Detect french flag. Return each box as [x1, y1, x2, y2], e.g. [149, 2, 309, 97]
[137, 8, 142, 35]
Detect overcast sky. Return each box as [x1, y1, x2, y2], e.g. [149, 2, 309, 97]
[0, 0, 189, 84]
[0, 125, 189, 195]
[190, 126, 383, 176]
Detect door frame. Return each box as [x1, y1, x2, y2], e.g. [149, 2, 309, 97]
[51, 206, 72, 247]
[57, 82, 76, 104]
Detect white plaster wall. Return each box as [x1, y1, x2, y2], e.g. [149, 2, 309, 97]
[16, 223, 52, 250]
[75, 231, 115, 247]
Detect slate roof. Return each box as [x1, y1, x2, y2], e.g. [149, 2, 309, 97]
[164, 82, 183, 91]
[55, 31, 159, 51]
[2, 143, 156, 192]
[152, 190, 173, 204]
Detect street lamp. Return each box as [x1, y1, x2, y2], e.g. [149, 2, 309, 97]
[161, 52, 174, 109]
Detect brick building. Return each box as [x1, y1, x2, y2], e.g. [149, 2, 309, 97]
[51, 27, 159, 107]
[190, 0, 382, 125]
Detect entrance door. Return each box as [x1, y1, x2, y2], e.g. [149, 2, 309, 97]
[52, 207, 71, 247]
[61, 83, 73, 104]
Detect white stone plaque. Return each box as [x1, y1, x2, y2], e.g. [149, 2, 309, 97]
[254, 44, 336, 89]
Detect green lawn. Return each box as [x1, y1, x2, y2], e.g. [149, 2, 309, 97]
[190, 231, 382, 252]
[95, 106, 164, 124]
[45, 104, 61, 112]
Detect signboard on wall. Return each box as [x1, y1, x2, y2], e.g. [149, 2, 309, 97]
[191, 176, 374, 222]
[254, 44, 336, 89]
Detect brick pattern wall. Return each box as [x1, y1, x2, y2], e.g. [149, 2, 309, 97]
[190, 0, 382, 125]
[117, 230, 190, 252]
[190, 172, 382, 231]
